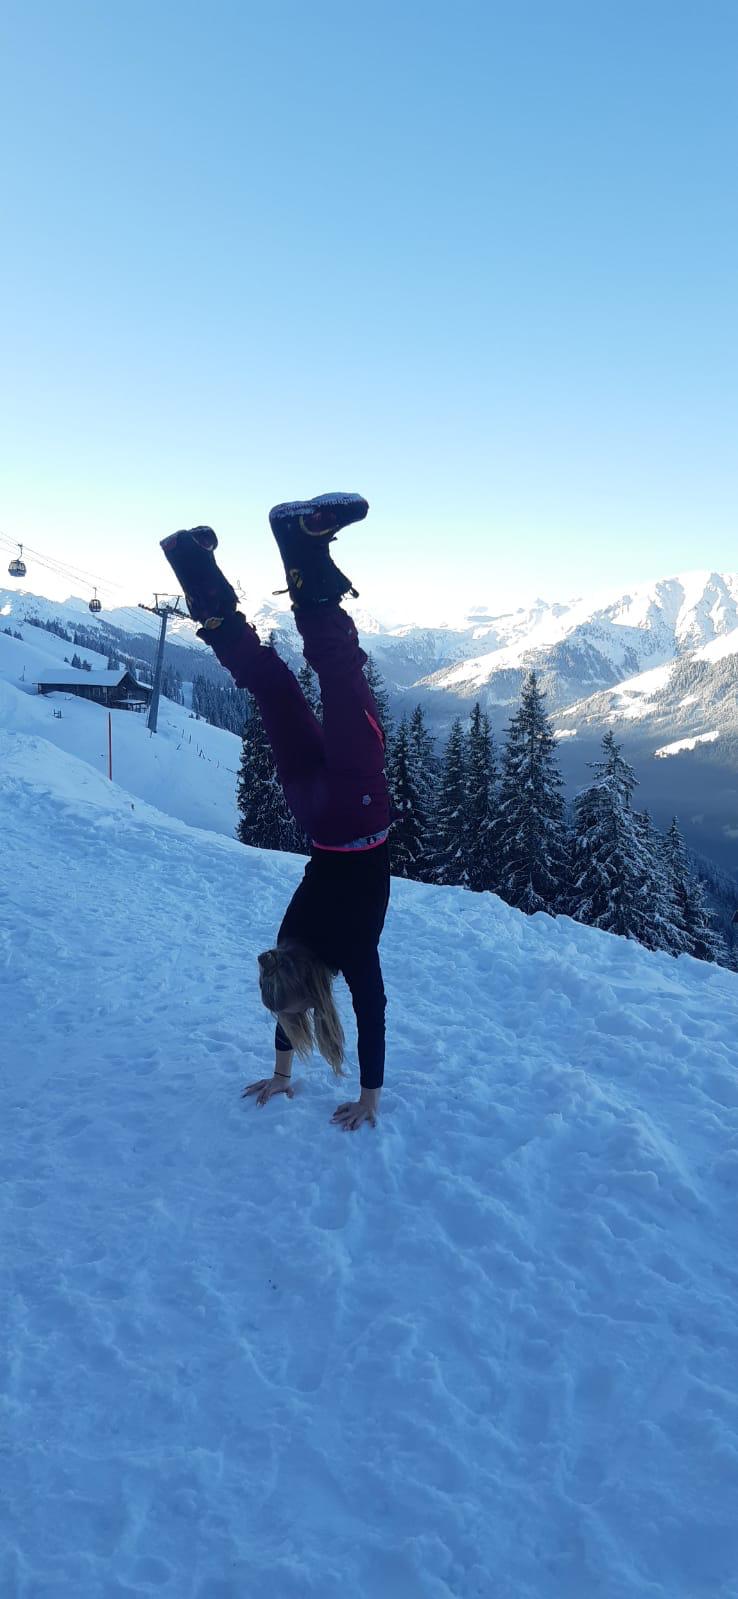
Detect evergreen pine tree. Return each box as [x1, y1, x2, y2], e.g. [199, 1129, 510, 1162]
[363, 652, 391, 724]
[298, 661, 322, 722]
[728, 920, 738, 973]
[432, 718, 468, 886]
[407, 704, 436, 881]
[497, 672, 569, 913]
[663, 819, 724, 962]
[236, 699, 297, 852]
[364, 654, 393, 744]
[632, 810, 676, 951]
[43, 618, 72, 641]
[389, 717, 426, 878]
[191, 674, 208, 720]
[662, 818, 699, 955]
[408, 703, 435, 789]
[685, 873, 725, 963]
[161, 664, 184, 705]
[263, 631, 308, 853]
[571, 732, 651, 937]
[464, 703, 499, 893]
[363, 652, 394, 794]
[279, 664, 323, 853]
[189, 673, 249, 733]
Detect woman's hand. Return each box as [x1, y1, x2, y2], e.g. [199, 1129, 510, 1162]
[331, 1087, 380, 1131]
[242, 1075, 295, 1108]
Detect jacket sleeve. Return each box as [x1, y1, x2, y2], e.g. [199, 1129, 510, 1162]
[342, 947, 387, 1091]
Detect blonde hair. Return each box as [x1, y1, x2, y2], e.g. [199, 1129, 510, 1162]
[258, 943, 346, 1076]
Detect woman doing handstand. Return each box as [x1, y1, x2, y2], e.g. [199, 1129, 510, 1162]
[161, 494, 390, 1132]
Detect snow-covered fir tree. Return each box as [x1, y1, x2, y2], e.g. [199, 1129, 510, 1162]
[161, 664, 184, 705]
[661, 818, 697, 956]
[408, 703, 435, 787]
[497, 672, 569, 913]
[663, 818, 724, 963]
[685, 872, 725, 963]
[191, 674, 251, 735]
[389, 717, 426, 879]
[363, 652, 395, 792]
[432, 718, 468, 887]
[273, 663, 323, 854]
[406, 704, 437, 882]
[236, 699, 299, 852]
[571, 732, 652, 938]
[362, 653, 391, 724]
[42, 618, 72, 641]
[464, 702, 499, 893]
[363, 653, 393, 742]
[297, 661, 322, 722]
[687, 849, 738, 969]
[632, 809, 681, 952]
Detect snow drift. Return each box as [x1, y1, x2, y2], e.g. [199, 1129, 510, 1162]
[3, 710, 738, 1597]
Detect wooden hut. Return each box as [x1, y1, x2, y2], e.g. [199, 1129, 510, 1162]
[36, 668, 152, 711]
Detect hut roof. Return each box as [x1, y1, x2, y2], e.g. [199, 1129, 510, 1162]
[37, 668, 146, 689]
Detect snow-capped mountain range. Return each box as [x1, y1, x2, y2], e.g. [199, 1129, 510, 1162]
[365, 569, 738, 720]
[3, 569, 738, 870]
[6, 569, 738, 713]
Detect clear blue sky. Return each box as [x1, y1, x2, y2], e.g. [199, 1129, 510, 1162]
[2, 0, 736, 622]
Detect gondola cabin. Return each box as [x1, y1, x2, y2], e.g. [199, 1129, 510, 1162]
[8, 544, 26, 578]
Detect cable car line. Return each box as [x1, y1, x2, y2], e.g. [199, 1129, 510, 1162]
[0, 530, 189, 635]
[0, 530, 132, 598]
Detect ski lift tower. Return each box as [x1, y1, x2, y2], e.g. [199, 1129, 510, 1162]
[138, 595, 187, 733]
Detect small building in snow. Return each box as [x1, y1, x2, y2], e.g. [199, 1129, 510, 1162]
[36, 668, 152, 711]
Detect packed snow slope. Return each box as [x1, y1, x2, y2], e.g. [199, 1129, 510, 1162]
[0, 623, 241, 838]
[3, 732, 738, 1599]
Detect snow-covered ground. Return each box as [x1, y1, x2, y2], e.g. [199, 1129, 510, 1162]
[655, 732, 721, 759]
[610, 663, 674, 720]
[3, 700, 738, 1594]
[0, 585, 211, 653]
[0, 624, 241, 838]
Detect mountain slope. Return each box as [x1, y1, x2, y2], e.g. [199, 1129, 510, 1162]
[3, 727, 738, 1597]
[551, 639, 738, 874]
[555, 630, 738, 748]
[414, 572, 738, 721]
[0, 624, 242, 837]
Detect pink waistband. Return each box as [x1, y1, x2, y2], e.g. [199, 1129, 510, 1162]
[312, 828, 389, 854]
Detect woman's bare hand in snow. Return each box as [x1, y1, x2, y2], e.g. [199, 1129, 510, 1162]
[242, 1075, 295, 1107]
[330, 1091, 379, 1131]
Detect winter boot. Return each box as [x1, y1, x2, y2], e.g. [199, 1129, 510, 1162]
[268, 492, 369, 609]
[160, 526, 240, 630]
